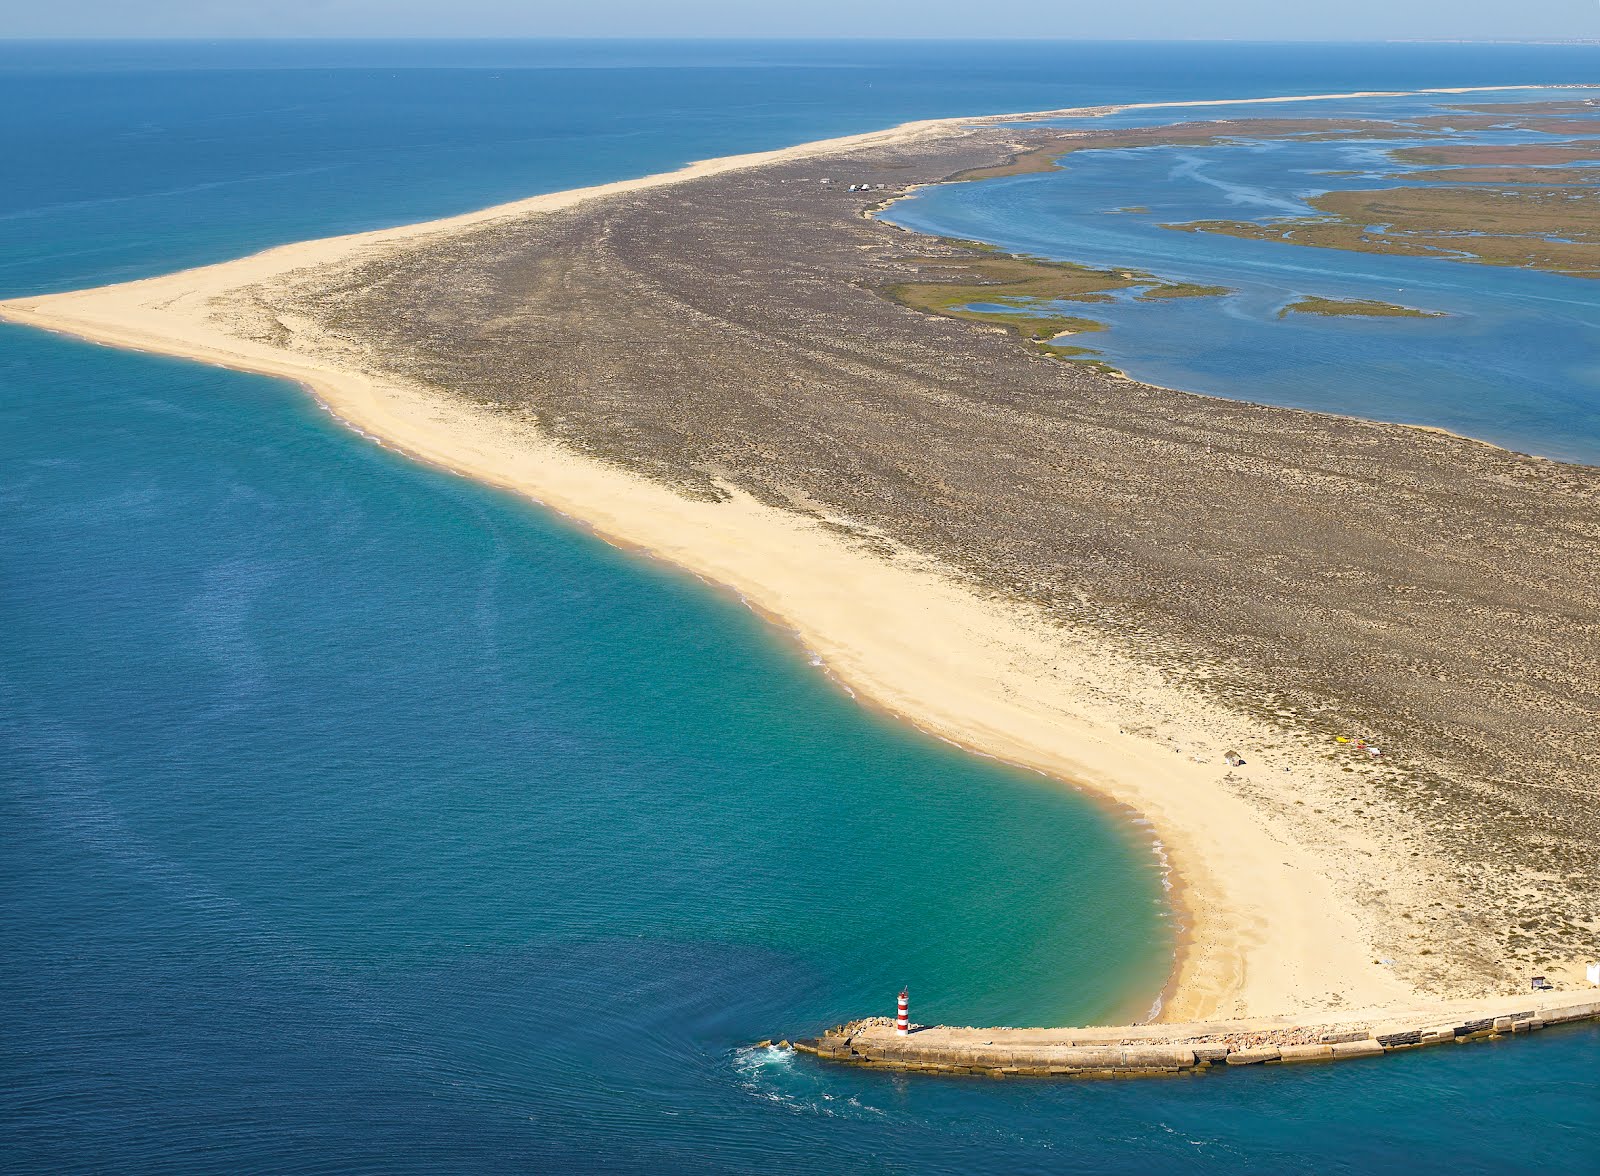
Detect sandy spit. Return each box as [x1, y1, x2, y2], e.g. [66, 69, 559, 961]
[0, 83, 1579, 1024]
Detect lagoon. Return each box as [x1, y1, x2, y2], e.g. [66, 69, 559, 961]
[886, 89, 1600, 464]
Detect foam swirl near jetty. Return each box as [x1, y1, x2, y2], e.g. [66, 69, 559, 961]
[4, 84, 1598, 1048]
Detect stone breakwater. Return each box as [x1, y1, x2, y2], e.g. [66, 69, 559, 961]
[788, 993, 1600, 1078]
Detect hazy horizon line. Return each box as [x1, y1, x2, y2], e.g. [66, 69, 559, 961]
[4, 34, 1598, 45]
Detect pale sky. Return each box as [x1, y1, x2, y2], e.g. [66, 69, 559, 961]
[4, 0, 1598, 42]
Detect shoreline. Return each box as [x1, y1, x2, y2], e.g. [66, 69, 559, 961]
[0, 303, 1398, 1024]
[3, 82, 1594, 1029]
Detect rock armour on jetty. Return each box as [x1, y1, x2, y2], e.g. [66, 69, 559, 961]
[791, 993, 1600, 1078]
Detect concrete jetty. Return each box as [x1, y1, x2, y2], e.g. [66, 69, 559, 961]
[790, 991, 1600, 1079]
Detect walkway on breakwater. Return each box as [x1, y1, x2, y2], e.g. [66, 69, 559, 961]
[790, 991, 1600, 1078]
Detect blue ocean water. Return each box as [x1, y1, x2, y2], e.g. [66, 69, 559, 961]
[886, 88, 1600, 463]
[2, 40, 1597, 1174]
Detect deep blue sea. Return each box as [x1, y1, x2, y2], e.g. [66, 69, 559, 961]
[2, 40, 1596, 1174]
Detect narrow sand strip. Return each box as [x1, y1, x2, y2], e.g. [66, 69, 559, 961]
[2, 83, 1588, 1024]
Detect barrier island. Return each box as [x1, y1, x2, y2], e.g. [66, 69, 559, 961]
[3, 86, 1597, 1062]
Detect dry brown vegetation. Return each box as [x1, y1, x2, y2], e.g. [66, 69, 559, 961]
[1392, 141, 1600, 167]
[881, 245, 1225, 363]
[1400, 166, 1600, 185]
[1279, 297, 1446, 319]
[233, 117, 1600, 992]
[234, 111, 1600, 993]
[1445, 99, 1600, 115]
[948, 119, 1439, 182]
[1167, 185, 1600, 276]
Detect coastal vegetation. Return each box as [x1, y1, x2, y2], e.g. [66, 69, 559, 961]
[1391, 141, 1600, 167]
[1279, 296, 1447, 319]
[946, 119, 1441, 183]
[1164, 184, 1600, 277]
[1399, 166, 1600, 185]
[1140, 281, 1231, 299]
[954, 100, 1600, 280]
[881, 241, 1225, 362]
[1444, 98, 1600, 114]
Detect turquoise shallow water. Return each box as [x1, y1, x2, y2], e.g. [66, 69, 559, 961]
[885, 89, 1600, 464]
[2, 40, 1597, 1174]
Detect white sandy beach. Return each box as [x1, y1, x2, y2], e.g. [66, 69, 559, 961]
[2, 84, 1583, 1025]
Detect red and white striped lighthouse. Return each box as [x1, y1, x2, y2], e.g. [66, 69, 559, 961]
[896, 988, 909, 1035]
